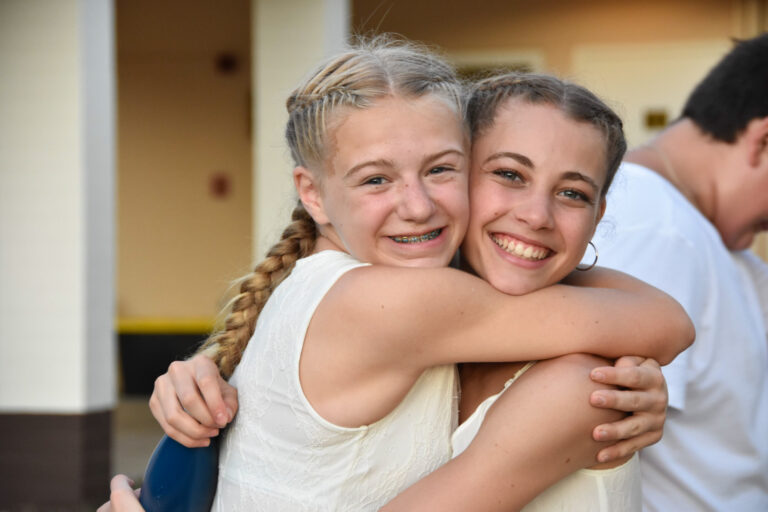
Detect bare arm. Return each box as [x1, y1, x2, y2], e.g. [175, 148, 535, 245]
[323, 265, 693, 372]
[382, 354, 628, 511]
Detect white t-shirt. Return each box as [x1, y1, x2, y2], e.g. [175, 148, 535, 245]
[592, 162, 768, 511]
[212, 250, 458, 511]
[452, 362, 642, 512]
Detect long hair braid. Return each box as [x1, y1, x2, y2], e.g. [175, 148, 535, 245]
[198, 201, 316, 379]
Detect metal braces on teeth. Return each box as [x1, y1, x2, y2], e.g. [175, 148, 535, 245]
[392, 229, 440, 243]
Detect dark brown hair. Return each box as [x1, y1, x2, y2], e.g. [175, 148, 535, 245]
[467, 72, 626, 197]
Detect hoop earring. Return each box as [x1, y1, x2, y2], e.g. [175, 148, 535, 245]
[576, 241, 598, 271]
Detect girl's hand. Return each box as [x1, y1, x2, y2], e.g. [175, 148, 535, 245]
[97, 475, 143, 512]
[149, 354, 239, 447]
[588, 356, 667, 462]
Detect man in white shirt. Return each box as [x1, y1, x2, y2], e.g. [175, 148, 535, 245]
[592, 33, 768, 511]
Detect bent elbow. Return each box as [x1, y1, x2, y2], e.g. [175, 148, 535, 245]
[656, 308, 695, 366]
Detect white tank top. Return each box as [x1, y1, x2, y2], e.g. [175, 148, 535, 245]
[212, 250, 458, 511]
[452, 362, 642, 511]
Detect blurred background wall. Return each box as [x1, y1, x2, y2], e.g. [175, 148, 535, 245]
[1, 0, 766, 509]
[117, 0, 767, 335]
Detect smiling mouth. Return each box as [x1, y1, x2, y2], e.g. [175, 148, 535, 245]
[390, 228, 442, 244]
[491, 234, 551, 261]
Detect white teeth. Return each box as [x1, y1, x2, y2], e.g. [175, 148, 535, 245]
[492, 235, 549, 261]
[391, 229, 441, 244]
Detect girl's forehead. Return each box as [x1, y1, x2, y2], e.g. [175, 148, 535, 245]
[324, 95, 468, 170]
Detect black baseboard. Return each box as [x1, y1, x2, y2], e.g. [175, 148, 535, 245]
[119, 333, 208, 395]
[0, 411, 111, 510]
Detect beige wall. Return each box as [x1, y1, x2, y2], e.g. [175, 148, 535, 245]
[354, 0, 768, 262]
[354, 0, 749, 74]
[1, 0, 115, 411]
[117, 0, 252, 320]
[117, 0, 766, 322]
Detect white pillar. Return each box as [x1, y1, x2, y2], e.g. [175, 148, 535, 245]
[0, 0, 115, 506]
[252, 0, 349, 258]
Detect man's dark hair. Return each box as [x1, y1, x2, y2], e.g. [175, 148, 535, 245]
[682, 32, 768, 143]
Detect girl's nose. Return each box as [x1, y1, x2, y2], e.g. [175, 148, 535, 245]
[514, 193, 554, 230]
[398, 179, 436, 222]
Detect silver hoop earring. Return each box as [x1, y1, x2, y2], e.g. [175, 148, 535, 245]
[576, 241, 598, 271]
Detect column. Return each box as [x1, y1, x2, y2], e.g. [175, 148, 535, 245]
[251, 0, 349, 257]
[0, 0, 115, 508]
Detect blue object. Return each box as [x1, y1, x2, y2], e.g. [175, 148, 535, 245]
[139, 434, 219, 512]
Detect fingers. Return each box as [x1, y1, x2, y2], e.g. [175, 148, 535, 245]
[590, 361, 665, 392]
[592, 407, 665, 442]
[590, 387, 665, 412]
[594, 430, 663, 463]
[171, 358, 220, 427]
[221, 377, 239, 419]
[149, 362, 220, 447]
[194, 361, 236, 428]
[102, 475, 144, 512]
[612, 355, 646, 368]
[150, 379, 217, 447]
[148, 355, 239, 446]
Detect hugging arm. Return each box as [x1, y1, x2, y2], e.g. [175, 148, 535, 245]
[559, 268, 672, 456]
[382, 354, 628, 511]
[149, 353, 667, 466]
[337, 265, 694, 370]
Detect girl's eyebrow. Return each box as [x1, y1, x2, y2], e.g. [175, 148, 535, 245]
[561, 171, 600, 193]
[344, 148, 465, 179]
[421, 148, 466, 166]
[483, 151, 534, 168]
[344, 158, 394, 179]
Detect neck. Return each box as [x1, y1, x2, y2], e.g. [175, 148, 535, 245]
[625, 119, 717, 222]
[456, 249, 478, 275]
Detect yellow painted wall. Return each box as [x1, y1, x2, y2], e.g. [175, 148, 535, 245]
[116, 0, 766, 322]
[117, 0, 252, 320]
[353, 0, 752, 74]
[354, 0, 768, 262]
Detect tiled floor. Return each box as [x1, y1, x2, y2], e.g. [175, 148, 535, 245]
[112, 395, 165, 484]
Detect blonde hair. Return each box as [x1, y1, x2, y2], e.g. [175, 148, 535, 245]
[199, 36, 466, 378]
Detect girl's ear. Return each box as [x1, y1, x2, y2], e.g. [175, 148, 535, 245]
[293, 166, 329, 225]
[590, 197, 607, 239]
[746, 116, 768, 169]
[597, 197, 607, 224]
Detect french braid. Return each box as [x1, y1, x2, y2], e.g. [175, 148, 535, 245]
[198, 35, 466, 378]
[198, 201, 316, 379]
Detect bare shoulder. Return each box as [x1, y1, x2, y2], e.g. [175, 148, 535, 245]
[331, 264, 486, 302]
[472, 353, 627, 468]
[319, 264, 490, 332]
[508, 354, 623, 419]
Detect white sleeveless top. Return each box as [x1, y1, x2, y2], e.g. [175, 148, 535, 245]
[212, 250, 458, 511]
[452, 363, 642, 511]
